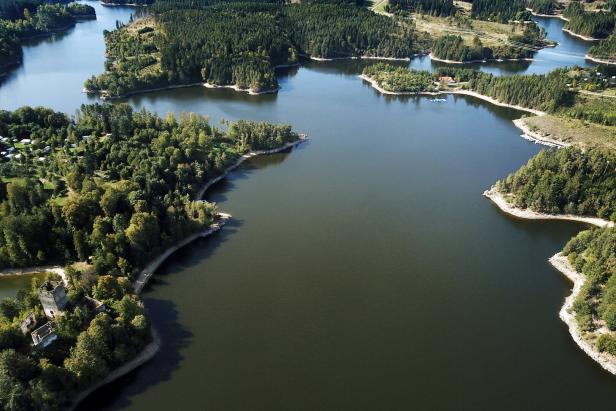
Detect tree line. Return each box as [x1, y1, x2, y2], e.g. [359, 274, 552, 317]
[495, 147, 616, 220]
[563, 2, 615, 39]
[470, 0, 530, 23]
[386, 0, 455, 16]
[0, 103, 301, 409]
[84, 0, 428, 97]
[562, 226, 616, 356]
[430, 22, 548, 62]
[362, 63, 436, 93]
[0, 0, 95, 76]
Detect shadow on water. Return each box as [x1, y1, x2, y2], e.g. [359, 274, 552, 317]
[75, 298, 192, 411]
[74, 147, 302, 409]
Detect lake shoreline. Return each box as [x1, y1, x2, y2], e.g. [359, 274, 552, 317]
[585, 54, 616, 65]
[483, 188, 614, 228]
[85, 81, 279, 100]
[67, 326, 161, 411]
[550, 253, 616, 376]
[512, 118, 569, 147]
[134, 134, 307, 295]
[359, 74, 546, 116]
[562, 28, 601, 42]
[429, 53, 535, 65]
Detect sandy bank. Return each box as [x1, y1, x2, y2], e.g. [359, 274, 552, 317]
[86, 81, 279, 100]
[562, 28, 601, 41]
[483, 188, 614, 228]
[512, 118, 569, 147]
[550, 253, 616, 376]
[585, 54, 616, 65]
[358, 74, 440, 96]
[526, 8, 569, 21]
[67, 326, 161, 411]
[360, 74, 546, 116]
[301, 53, 413, 62]
[429, 53, 534, 65]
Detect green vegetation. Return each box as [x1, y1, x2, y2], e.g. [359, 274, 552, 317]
[0, 273, 150, 410]
[518, 115, 616, 149]
[430, 19, 549, 62]
[0, 104, 300, 270]
[561, 227, 616, 355]
[0, 0, 95, 76]
[563, 2, 615, 39]
[362, 63, 436, 92]
[470, 0, 531, 23]
[386, 0, 454, 16]
[589, 32, 616, 62]
[527, 0, 558, 15]
[100, 0, 154, 4]
[0, 103, 300, 408]
[361, 63, 574, 111]
[84, 0, 427, 98]
[495, 147, 616, 220]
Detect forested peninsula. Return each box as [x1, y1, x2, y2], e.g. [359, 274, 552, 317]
[0, 0, 95, 77]
[0, 104, 302, 409]
[84, 0, 429, 98]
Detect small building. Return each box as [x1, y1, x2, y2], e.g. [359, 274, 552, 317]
[20, 139, 31, 145]
[19, 313, 37, 335]
[38, 281, 68, 319]
[31, 322, 57, 348]
[439, 76, 456, 86]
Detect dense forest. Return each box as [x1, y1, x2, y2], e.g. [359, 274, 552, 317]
[361, 63, 574, 111]
[562, 227, 616, 356]
[431, 22, 549, 62]
[563, 2, 615, 39]
[0, 0, 95, 76]
[0, 104, 300, 270]
[526, 0, 557, 15]
[0, 104, 300, 408]
[84, 0, 428, 97]
[362, 63, 436, 92]
[385, 0, 455, 16]
[588, 31, 616, 61]
[100, 0, 153, 5]
[470, 0, 531, 22]
[467, 69, 573, 111]
[495, 147, 616, 220]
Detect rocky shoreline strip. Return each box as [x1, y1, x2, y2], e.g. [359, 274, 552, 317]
[562, 28, 601, 41]
[483, 188, 614, 228]
[360, 74, 547, 116]
[550, 253, 616, 376]
[67, 327, 161, 411]
[512, 118, 569, 147]
[585, 54, 616, 65]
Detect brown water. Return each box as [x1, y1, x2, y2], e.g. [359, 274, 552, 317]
[2, 3, 615, 410]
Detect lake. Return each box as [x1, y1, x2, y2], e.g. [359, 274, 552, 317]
[1, 4, 615, 410]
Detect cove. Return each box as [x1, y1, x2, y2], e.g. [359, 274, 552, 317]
[1, 3, 615, 410]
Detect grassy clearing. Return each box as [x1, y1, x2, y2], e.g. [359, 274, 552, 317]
[411, 12, 527, 48]
[521, 115, 616, 149]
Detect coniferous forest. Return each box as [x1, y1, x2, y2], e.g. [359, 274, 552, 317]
[84, 0, 428, 97]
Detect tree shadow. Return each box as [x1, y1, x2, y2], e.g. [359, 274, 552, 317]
[75, 298, 192, 410]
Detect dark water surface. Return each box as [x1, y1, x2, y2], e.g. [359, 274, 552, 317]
[1, 3, 615, 410]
